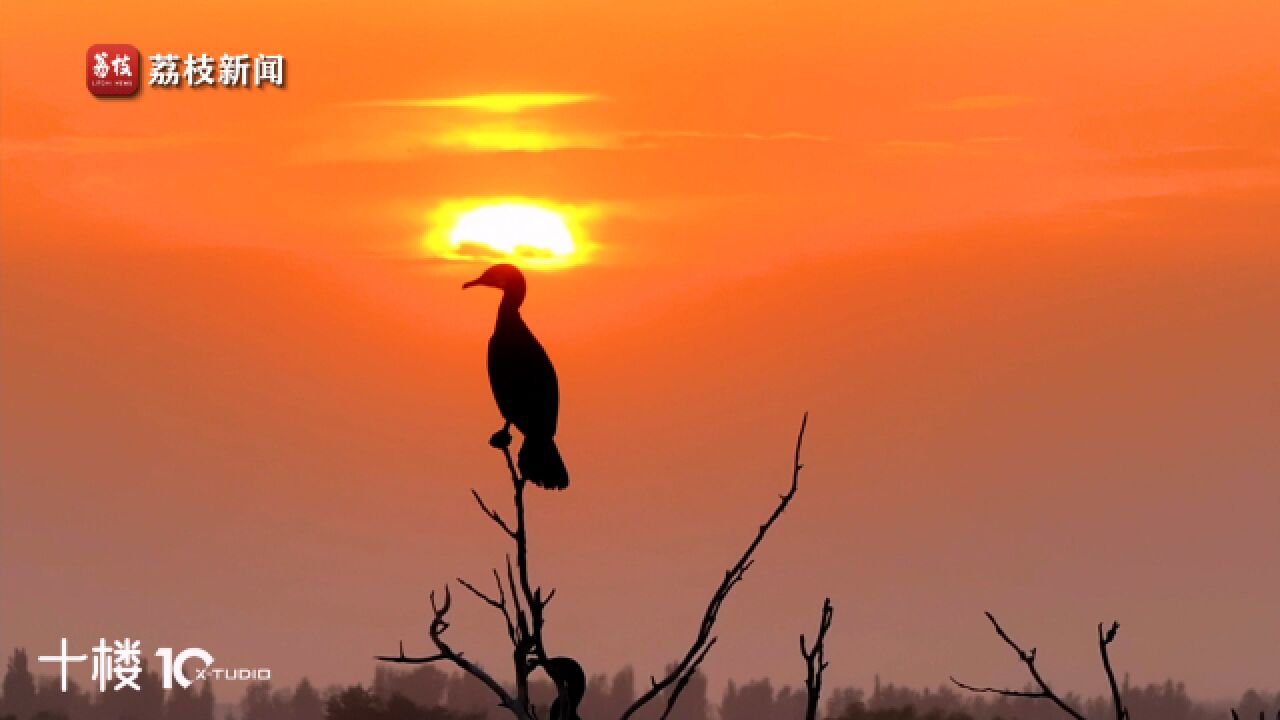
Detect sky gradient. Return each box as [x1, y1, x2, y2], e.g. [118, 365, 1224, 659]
[2, 0, 1279, 705]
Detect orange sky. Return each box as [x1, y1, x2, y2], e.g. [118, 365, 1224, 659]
[2, 0, 1279, 704]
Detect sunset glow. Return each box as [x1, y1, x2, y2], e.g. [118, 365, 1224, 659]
[4, 0, 1280, 703]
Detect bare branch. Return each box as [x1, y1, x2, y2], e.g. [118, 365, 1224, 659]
[378, 587, 530, 720]
[458, 568, 520, 648]
[620, 412, 810, 720]
[950, 612, 1086, 720]
[949, 678, 1051, 699]
[473, 489, 518, 539]
[377, 639, 447, 666]
[506, 556, 528, 637]
[659, 638, 718, 720]
[801, 597, 834, 720]
[1098, 621, 1129, 720]
[458, 575, 503, 610]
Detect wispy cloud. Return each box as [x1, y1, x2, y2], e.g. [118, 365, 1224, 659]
[425, 127, 831, 153]
[431, 125, 612, 152]
[873, 136, 1019, 155]
[619, 130, 831, 147]
[350, 92, 603, 113]
[340, 90, 828, 153]
[928, 94, 1036, 111]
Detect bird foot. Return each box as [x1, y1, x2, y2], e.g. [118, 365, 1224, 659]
[489, 428, 513, 449]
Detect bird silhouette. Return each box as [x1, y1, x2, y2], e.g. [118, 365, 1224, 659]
[463, 263, 569, 489]
[537, 657, 585, 720]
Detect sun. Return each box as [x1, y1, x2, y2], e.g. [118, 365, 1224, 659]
[452, 203, 574, 257]
[426, 197, 592, 267]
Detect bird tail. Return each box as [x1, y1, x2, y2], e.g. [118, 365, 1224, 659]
[519, 436, 569, 490]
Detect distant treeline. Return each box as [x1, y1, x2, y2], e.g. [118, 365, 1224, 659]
[2, 648, 1275, 720]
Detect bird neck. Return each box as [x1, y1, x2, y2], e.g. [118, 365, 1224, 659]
[498, 282, 526, 316]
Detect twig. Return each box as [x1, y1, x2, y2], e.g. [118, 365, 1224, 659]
[619, 412, 809, 720]
[473, 489, 517, 539]
[801, 598, 834, 720]
[950, 612, 1086, 720]
[458, 568, 519, 647]
[1098, 622, 1129, 720]
[377, 587, 530, 720]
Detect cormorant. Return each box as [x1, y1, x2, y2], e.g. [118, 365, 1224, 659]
[537, 657, 585, 720]
[463, 263, 569, 489]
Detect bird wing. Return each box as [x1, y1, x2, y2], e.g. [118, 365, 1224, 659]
[488, 317, 559, 437]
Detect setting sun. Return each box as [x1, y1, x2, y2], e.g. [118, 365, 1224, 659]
[426, 198, 591, 267]
[452, 203, 574, 258]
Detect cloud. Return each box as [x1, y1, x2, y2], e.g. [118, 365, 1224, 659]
[339, 91, 829, 154]
[431, 125, 614, 152]
[617, 130, 831, 147]
[350, 92, 603, 113]
[928, 94, 1036, 111]
[424, 127, 831, 153]
[873, 136, 1019, 155]
[441, 128, 831, 152]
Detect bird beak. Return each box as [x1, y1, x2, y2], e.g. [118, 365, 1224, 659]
[462, 277, 482, 289]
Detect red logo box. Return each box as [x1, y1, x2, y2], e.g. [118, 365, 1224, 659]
[87, 44, 140, 96]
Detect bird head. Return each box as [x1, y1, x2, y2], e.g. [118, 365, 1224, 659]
[462, 263, 524, 290]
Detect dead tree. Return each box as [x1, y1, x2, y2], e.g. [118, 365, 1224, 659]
[463, 444, 555, 712]
[950, 612, 1129, 720]
[801, 597, 834, 720]
[381, 413, 815, 720]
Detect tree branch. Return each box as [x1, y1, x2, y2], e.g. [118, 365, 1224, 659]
[493, 444, 555, 717]
[503, 443, 551, 662]
[801, 597, 834, 720]
[377, 587, 530, 720]
[473, 489, 518, 539]
[458, 568, 519, 648]
[1098, 622, 1129, 720]
[950, 612, 1085, 720]
[619, 412, 809, 720]
[658, 638, 717, 720]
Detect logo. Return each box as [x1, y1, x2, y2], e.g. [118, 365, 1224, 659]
[87, 44, 140, 97]
[38, 638, 270, 692]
